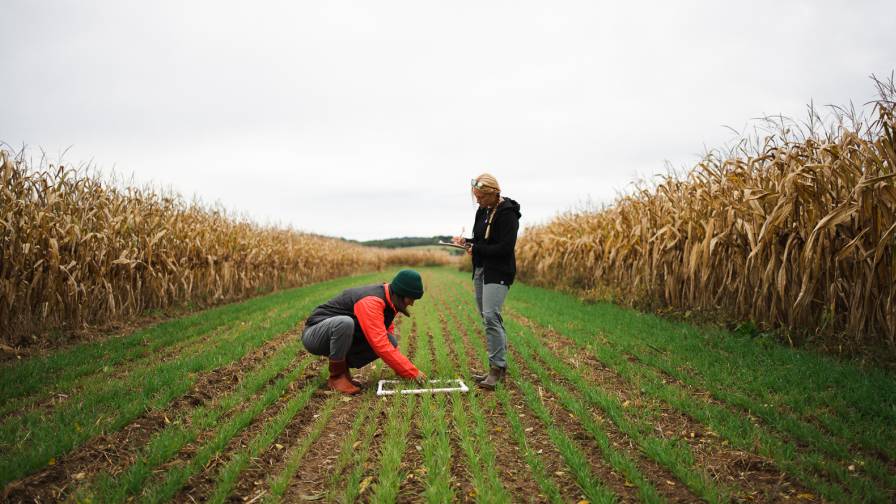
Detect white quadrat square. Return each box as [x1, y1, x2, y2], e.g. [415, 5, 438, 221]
[375, 378, 470, 396]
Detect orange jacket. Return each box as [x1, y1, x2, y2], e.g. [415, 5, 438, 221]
[352, 284, 420, 378]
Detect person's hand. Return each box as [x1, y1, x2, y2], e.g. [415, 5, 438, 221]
[465, 244, 473, 256]
[452, 235, 466, 246]
[414, 370, 428, 384]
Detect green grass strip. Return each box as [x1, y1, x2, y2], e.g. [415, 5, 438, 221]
[513, 333, 695, 504]
[603, 314, 896, 460]
[512, 369, 617, 504]
[604, 337, 896, 491]
[420, 298, 511, 504]
[369, 394, 418, 503]
[420, 393, 455, 503]
[0, 272, 384, 488]
[1, 301, 292, 487]
[0, 317, 235, 419]
[509, 322, 728, 503]
[0, 270, 382, 409]
[337, 395, 389, 502]
[321, 396, 379, 500]
[75, 339, 310, 502]
[0, 285, 283, 406]
[439, 269, 887, 503]
[369, 304, 431, 503]
[449, 394, 511, 503]
[505, 303, 877, 501]
[438, 279, 614, 503]
[433, 287, 566, 504]
[264, 396, 339, 504]
[494, 385, 566, 504]
[408, 300, 456, 503]
[207, 370, 329, 504]
[506, 277, 896, 460]
[138, 367, 327, 503]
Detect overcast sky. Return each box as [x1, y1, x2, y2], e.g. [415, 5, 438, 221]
[3, 1, 894, 241]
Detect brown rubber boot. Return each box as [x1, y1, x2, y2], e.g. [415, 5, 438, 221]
[328, 359, 360, 395]
[477, 366, 506, 390]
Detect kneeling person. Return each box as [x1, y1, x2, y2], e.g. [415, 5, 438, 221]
[301, 269, 427, 395]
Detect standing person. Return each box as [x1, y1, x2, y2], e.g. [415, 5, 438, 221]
[301, 269, 427, 395]
[453, 173, 521, 390]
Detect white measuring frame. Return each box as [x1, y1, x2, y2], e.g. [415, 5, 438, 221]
[376, 378, 469, 396]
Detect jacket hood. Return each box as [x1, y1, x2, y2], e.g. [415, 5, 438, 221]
[498, 197, 522, 219]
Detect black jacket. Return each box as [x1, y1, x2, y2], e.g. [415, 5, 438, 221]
[470, 197, 521, 285]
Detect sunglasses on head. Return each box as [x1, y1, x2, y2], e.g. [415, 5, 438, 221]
[471, 179, 498, 191]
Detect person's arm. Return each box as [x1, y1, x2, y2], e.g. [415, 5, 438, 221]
[353, 296, 420, 378]
[473, 212, 519, 258]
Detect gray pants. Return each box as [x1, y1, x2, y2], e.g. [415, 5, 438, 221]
[301, 315, 398, 369]
[474, 267, 509, 368]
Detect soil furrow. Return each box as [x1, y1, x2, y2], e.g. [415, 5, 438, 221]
[279, 394, 374, 501]
[395, 415, 426, 503]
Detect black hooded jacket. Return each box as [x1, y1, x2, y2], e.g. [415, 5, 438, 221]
[469, 197, 522, 286]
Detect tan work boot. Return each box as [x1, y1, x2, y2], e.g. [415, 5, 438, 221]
[477, 366, 506, 390]
[471, 369, 489, 383]
[328, 359, 360, 395]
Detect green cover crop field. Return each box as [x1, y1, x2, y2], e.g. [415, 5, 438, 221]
[2, 267, 895, 503]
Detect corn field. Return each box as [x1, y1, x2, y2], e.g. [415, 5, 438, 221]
[517, 78, 896, 351]
[0, 153, 453, 347]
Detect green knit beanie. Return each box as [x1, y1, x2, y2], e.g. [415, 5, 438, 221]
[391, 269, 424, 299]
